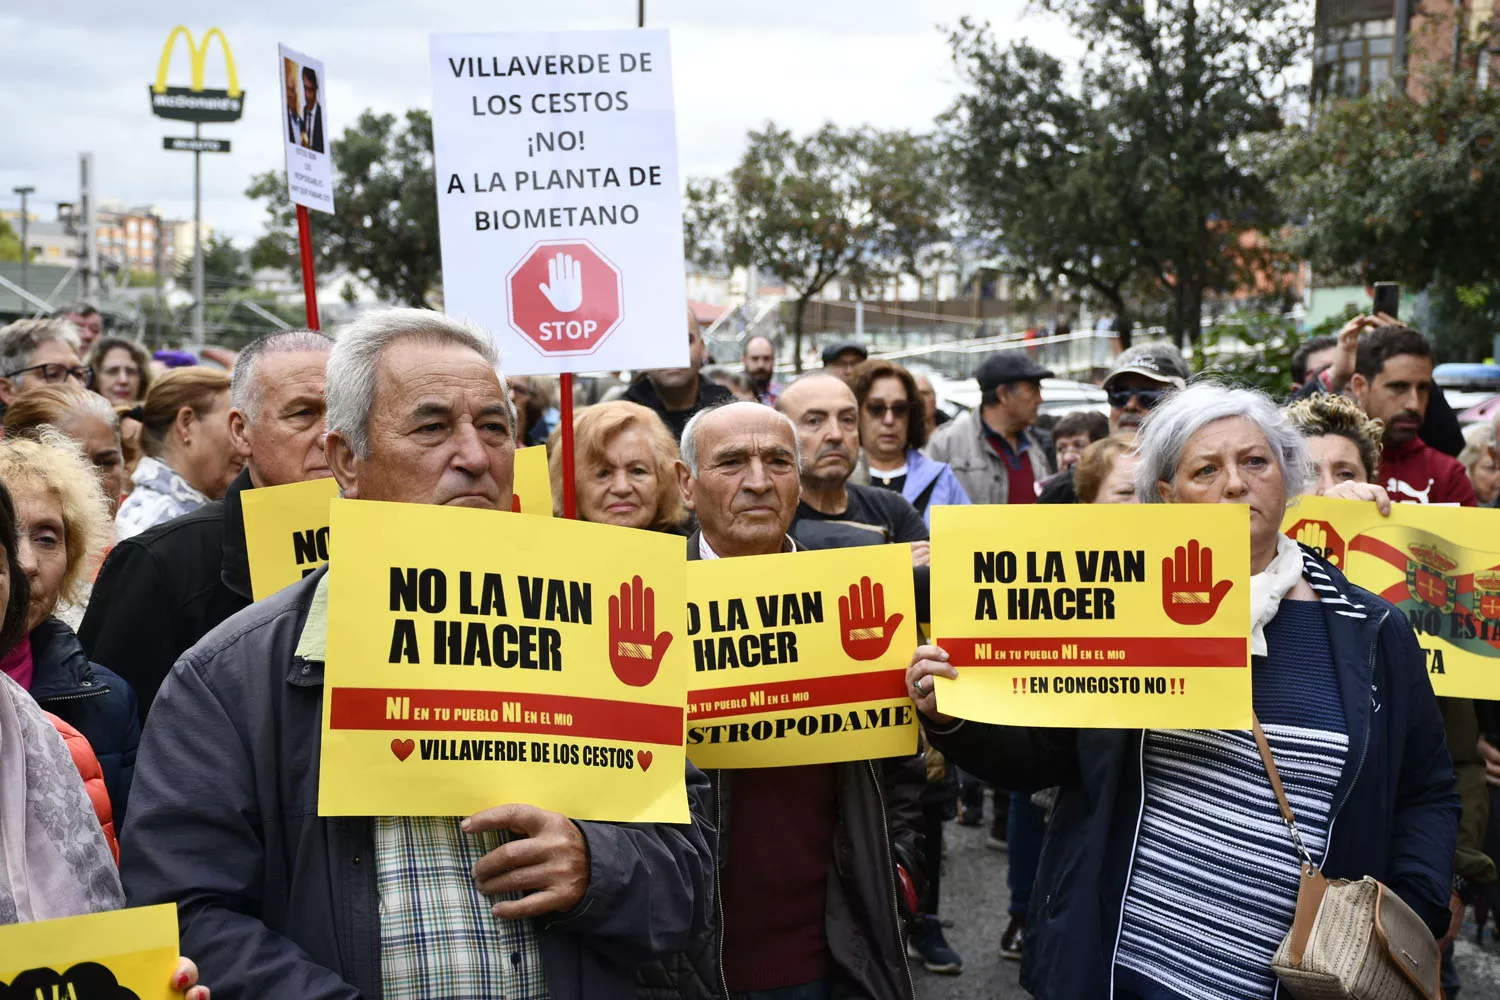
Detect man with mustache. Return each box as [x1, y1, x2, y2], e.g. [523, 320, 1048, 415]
[1101, 342, 1189, 436]
[776, 374, 930, 563]
[1348, 325, 1476, 507]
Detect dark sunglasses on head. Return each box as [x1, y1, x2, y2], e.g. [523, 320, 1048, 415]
[1107, 387, 1169, 409]
[5, 362, 94, 388]
[864, 401, 911, 420]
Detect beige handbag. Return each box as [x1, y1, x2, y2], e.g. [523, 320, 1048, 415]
[1252, 718, 1441, 1000]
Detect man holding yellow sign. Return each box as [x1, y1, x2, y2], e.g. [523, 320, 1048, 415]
[637, 401, 921, 1000]
[121, 310, 713, 1000]
[907, 384, 1456, 1000]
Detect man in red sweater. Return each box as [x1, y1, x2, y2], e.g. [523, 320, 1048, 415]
[637, 401, 921, 1000]
[1349, 325, 1476, 507]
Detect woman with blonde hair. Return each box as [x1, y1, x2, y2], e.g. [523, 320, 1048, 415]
[548, 400, 689, 532]
[1458, 421, 1499, 507]
[1072, 435, 1140, 505]
[4, 383, 129, 513]
[115, 368, 242, 539]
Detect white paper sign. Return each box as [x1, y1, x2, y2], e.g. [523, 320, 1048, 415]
[279, 44, 335, 214]
[429, 31, 690, 375]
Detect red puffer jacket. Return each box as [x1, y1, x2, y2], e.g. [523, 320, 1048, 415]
[44, 711, 119, 862]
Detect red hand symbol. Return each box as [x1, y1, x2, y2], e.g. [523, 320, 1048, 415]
[1161, 539, 1234, 625]
[609, 575, 673, 686]
[839, 576, 905, 661]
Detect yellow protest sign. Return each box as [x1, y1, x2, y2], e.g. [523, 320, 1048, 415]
[512, 444, 552, 516]
[930, 505, 1252, 728]
[1284, 495, 1500, 698]
[0, 904, 178, 999]
[319, 498, 689, 822]
[684, 544, 919, 768]
[242, 476, 340, 600]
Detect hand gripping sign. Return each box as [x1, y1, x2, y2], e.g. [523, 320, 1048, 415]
[1283, 495, 1500, 698]
[0, 904, 179, 1000]
[318, 499, 689, 822]
[930, 504, 1252, 729]
[684, 544, 918, 769]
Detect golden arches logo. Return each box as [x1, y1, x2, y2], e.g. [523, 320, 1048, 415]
[153, 26, 240, 96]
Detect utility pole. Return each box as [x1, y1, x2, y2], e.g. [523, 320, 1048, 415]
[150, 211, 164, 347]
[637, 0, 644, 28]
[192, 122, 205, 345]
[10, 186, 33, 292]
[79, 153, 97, 301]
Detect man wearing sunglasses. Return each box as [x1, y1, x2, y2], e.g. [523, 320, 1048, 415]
[0, 319, 92, 406]
[1101, 342, 1189, 435]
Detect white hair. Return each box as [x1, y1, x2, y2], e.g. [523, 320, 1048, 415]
[230, 329, 334, 422]
[1134, 381, 1312, 503]
[325, 308, 510, 460]
[0, 319, 81, 384]
[680, 403, 800, 476]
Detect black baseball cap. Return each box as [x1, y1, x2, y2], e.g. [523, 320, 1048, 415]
[975, 351, 1054, 392]
[821, 341, 869, 366]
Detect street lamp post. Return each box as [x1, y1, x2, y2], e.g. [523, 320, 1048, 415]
[11, 186, 33, 293]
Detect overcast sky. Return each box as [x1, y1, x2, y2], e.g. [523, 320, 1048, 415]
[0, 0, 1073, 246]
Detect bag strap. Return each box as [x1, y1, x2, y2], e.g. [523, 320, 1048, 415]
[1251, 714, 1316, 870]
[910, 477, 940, 516]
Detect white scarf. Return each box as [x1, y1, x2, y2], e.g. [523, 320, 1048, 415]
[0, 672, 123, 924]
[1250, 533, 1305, 657]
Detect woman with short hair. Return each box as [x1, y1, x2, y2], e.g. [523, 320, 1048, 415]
[5, 383, 129, 514]
[85, 336, 153, 406]
[1458, 421, 1499, 507]
[907, 381, 1458, 1000]
[115, 368, 242, 539]
[1072, 435, 1139, 505]
[849, 359, 970, 525]
[548, 400, 689, 533]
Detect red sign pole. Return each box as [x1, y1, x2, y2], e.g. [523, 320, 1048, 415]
[559, 372, 577, 519]
[296, 204, 320, 330]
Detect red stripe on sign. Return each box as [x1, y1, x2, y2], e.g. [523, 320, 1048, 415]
[938, 636, 1246, 669]
[687, 669, 909, 721]
[1350, 535, 1407, 569]
[328, 687, 684, 746]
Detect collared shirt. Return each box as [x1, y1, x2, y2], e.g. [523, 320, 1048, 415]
[296, 576, 550, 1000]
[979, 417, 1037, 504]
[696, 534, 796, 560]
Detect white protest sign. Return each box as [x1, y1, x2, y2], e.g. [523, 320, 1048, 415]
[278, 44, 334, 213]
[429, 31, 689, 375]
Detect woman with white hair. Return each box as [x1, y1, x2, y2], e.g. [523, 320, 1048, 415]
[905, 381, 1458, 1000]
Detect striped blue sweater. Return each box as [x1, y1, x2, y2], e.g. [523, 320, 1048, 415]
[1115, 600, 1347, 1000]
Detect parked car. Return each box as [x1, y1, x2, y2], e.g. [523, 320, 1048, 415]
[936, 377, 1109, 420]
[1435, 363, 1500, 415]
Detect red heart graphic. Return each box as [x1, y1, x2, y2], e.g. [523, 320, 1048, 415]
[637, 750, 653, 772]
[391, 738, 415, 762]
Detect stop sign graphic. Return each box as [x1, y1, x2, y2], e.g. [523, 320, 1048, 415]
[1286, 518, 1346, 569]
[506, 239, 624, 357]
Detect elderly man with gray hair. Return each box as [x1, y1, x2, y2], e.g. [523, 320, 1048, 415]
[909, 382, 1458, 1000]
[120, 308, 714, 1000]
[80, 328, 334, 721]
[638, 400, 924, 1000]
[0, 317, 91, 405]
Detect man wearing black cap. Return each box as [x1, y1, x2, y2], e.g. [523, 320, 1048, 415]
[822, 342, 869, 379]
[925, 350, 1054, 507]
[1101, 342, 1189, 435]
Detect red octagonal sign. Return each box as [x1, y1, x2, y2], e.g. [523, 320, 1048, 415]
[506, 239, 624, 357]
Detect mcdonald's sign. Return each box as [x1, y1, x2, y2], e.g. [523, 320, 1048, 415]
[148, 26, 245, 123]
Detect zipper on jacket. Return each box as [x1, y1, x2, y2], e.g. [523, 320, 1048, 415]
[866, 760, 917, 1000]
[712, 772, 730, 1000]
[1108, 732, 1149, 1000]
[38, 687, 108, 705]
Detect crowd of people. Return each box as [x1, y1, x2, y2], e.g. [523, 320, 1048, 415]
[0, 299, 1494, 1000]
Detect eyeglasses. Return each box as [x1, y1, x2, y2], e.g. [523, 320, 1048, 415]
[1107, 387, 1170, 410]
[864, 401, 911, 420]
[5, 363, 94, 388]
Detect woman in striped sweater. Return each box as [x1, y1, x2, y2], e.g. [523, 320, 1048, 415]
[907, 383, 1459, 1000]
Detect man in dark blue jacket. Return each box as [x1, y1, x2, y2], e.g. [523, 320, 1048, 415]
[120, 309, 715, 1000]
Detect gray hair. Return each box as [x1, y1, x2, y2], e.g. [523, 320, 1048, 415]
[1134, 381, 1311, 503]
[0, 319, 81, 384]
[680, 403, 801, 476]
[326, 308, 509, 460]
[230, 329, 334, 422]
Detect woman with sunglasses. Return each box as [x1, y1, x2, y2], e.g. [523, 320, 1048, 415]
[849, 359, 971, 526]
[0, 319, 94, 407]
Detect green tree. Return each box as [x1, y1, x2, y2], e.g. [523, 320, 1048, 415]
[177, 233, 248, 287]
[685, 123, 949, 368]
[0, 217, 23, 263]
[247, 109, 438, 308]
[943, 3, 1308, 349]
[1265, 76, 1500, 360]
